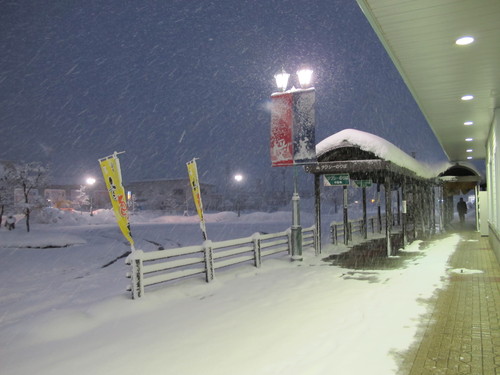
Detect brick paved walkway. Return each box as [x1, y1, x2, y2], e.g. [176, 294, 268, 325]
[399, 230, 500, 375]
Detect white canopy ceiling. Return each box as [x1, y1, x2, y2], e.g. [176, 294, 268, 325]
[356, 0, 500, 162]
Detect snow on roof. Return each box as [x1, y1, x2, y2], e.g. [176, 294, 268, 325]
[316, 129, 452, 179]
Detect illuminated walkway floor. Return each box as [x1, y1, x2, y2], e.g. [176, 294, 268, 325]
[399, 230, 500, 375]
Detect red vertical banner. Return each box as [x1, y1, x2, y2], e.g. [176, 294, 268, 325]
[270, 92, 294, 166]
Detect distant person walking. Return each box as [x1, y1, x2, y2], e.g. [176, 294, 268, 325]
[5, 215, 16, 230]
[457, 197, 467, 224]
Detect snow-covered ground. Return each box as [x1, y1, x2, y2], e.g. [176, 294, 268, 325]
[0, 208, 464, 374]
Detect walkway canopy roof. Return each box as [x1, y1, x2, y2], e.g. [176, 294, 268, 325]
[305, 129, 452, 185]
[438, 163, 482, 196]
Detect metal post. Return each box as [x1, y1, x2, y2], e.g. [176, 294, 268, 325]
[291, 166, 302, 261]
[362, 187, 367, 239]
[430, 185, 436, 235]
[314, 174, 322, 255]
[343, 185, 349, 245]
[385, 175, 392, 257]
[89, 193, 94, 216]
[397, 188, 401, 226]
[401, 179, 407, 248]
[377, 183, 382, 233]
[438, 185, 444, 232]
[475, 184, 480, 232]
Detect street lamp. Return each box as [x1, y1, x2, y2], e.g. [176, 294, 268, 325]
[271, 67, 315, 260]
[86, 177, 96, 216]
[234, 174, 243, 217]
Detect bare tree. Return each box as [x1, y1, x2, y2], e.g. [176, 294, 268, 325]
[76, 184, 90, 212]
[11, 162, 49, 232]
[0, 161, 17, 227]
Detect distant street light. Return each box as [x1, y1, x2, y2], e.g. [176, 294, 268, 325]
[234, 174, 243, 217]
[86, 177, 96, 216]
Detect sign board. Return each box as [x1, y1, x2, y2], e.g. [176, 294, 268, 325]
[324, 173, 350, 186]
[353, 180, 372, 188]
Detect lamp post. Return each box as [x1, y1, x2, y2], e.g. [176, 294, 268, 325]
[86, 177, 96, 216]
[234, 173, 243, 217]
[271, 67, 315, 261]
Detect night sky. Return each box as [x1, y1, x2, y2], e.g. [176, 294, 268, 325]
[0, 0, 446, 189]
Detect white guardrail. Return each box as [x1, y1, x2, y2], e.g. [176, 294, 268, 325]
[126, 225, 316, 299]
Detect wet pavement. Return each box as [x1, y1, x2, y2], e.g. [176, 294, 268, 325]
[398, 229, 500, 375]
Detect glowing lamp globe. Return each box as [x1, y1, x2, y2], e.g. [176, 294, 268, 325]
[274, 69, 290, 92]
[297, 68, 313, 88]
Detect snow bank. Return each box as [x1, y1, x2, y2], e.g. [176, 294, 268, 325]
[0, 229, 86, 248]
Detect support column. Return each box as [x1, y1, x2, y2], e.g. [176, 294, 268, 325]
[377, 183, 382, 233]
[362, 187, 367, 239]
[385, 175, 392, 257]
[475, 184, 480, 232]
[343, 185, 349, 245]
[401, 178, 407, 248]
[314, 174, 322, 255]
[438, 185, 444, 232]
[397, 188, 401, 226]
[431, 185, 436, 235]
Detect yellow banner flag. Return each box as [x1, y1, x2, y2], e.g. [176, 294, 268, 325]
[99, 152, 135, 249]
[187, 158, 207, 240]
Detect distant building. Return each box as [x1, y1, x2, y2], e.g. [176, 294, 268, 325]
[125, 178, 221, 213]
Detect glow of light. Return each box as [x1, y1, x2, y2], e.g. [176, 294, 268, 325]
[461, 95, 474, 101]
[466, 149, 473, 153]
[234, 174, 243, 182]
[465, 138, 473, 142]
[86, 177, 96, 185]
[274, 69, 290, 92]
[297, 68, 313, 88]
[464, 121, 474, 125]
[467, 156, 473, 160]
[456, 36, 474, 45]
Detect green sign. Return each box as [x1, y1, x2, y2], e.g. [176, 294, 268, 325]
[324, 173, 350, 186]
[353, 180, 372, 188]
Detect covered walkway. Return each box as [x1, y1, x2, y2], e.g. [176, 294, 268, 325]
[399, 229, 500, 374]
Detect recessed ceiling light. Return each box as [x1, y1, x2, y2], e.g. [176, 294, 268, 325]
[465, 138, 473, 141]
[456, 36, 474, 45]
[467, 156, 473, 160]
[464, 121, 474, 125]
[461, 95, 474, 101]
[466, 149, 473, 152]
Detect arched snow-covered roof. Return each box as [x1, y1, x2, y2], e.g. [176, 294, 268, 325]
[314, 129, 451, 180]
[438, 162, 482, 178]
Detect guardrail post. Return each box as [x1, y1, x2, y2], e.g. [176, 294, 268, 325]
[128, 250, 144, 299]
[252, 233, 262, 268]
[313, 226, 319, 256]
[204, 240, 214, 282]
